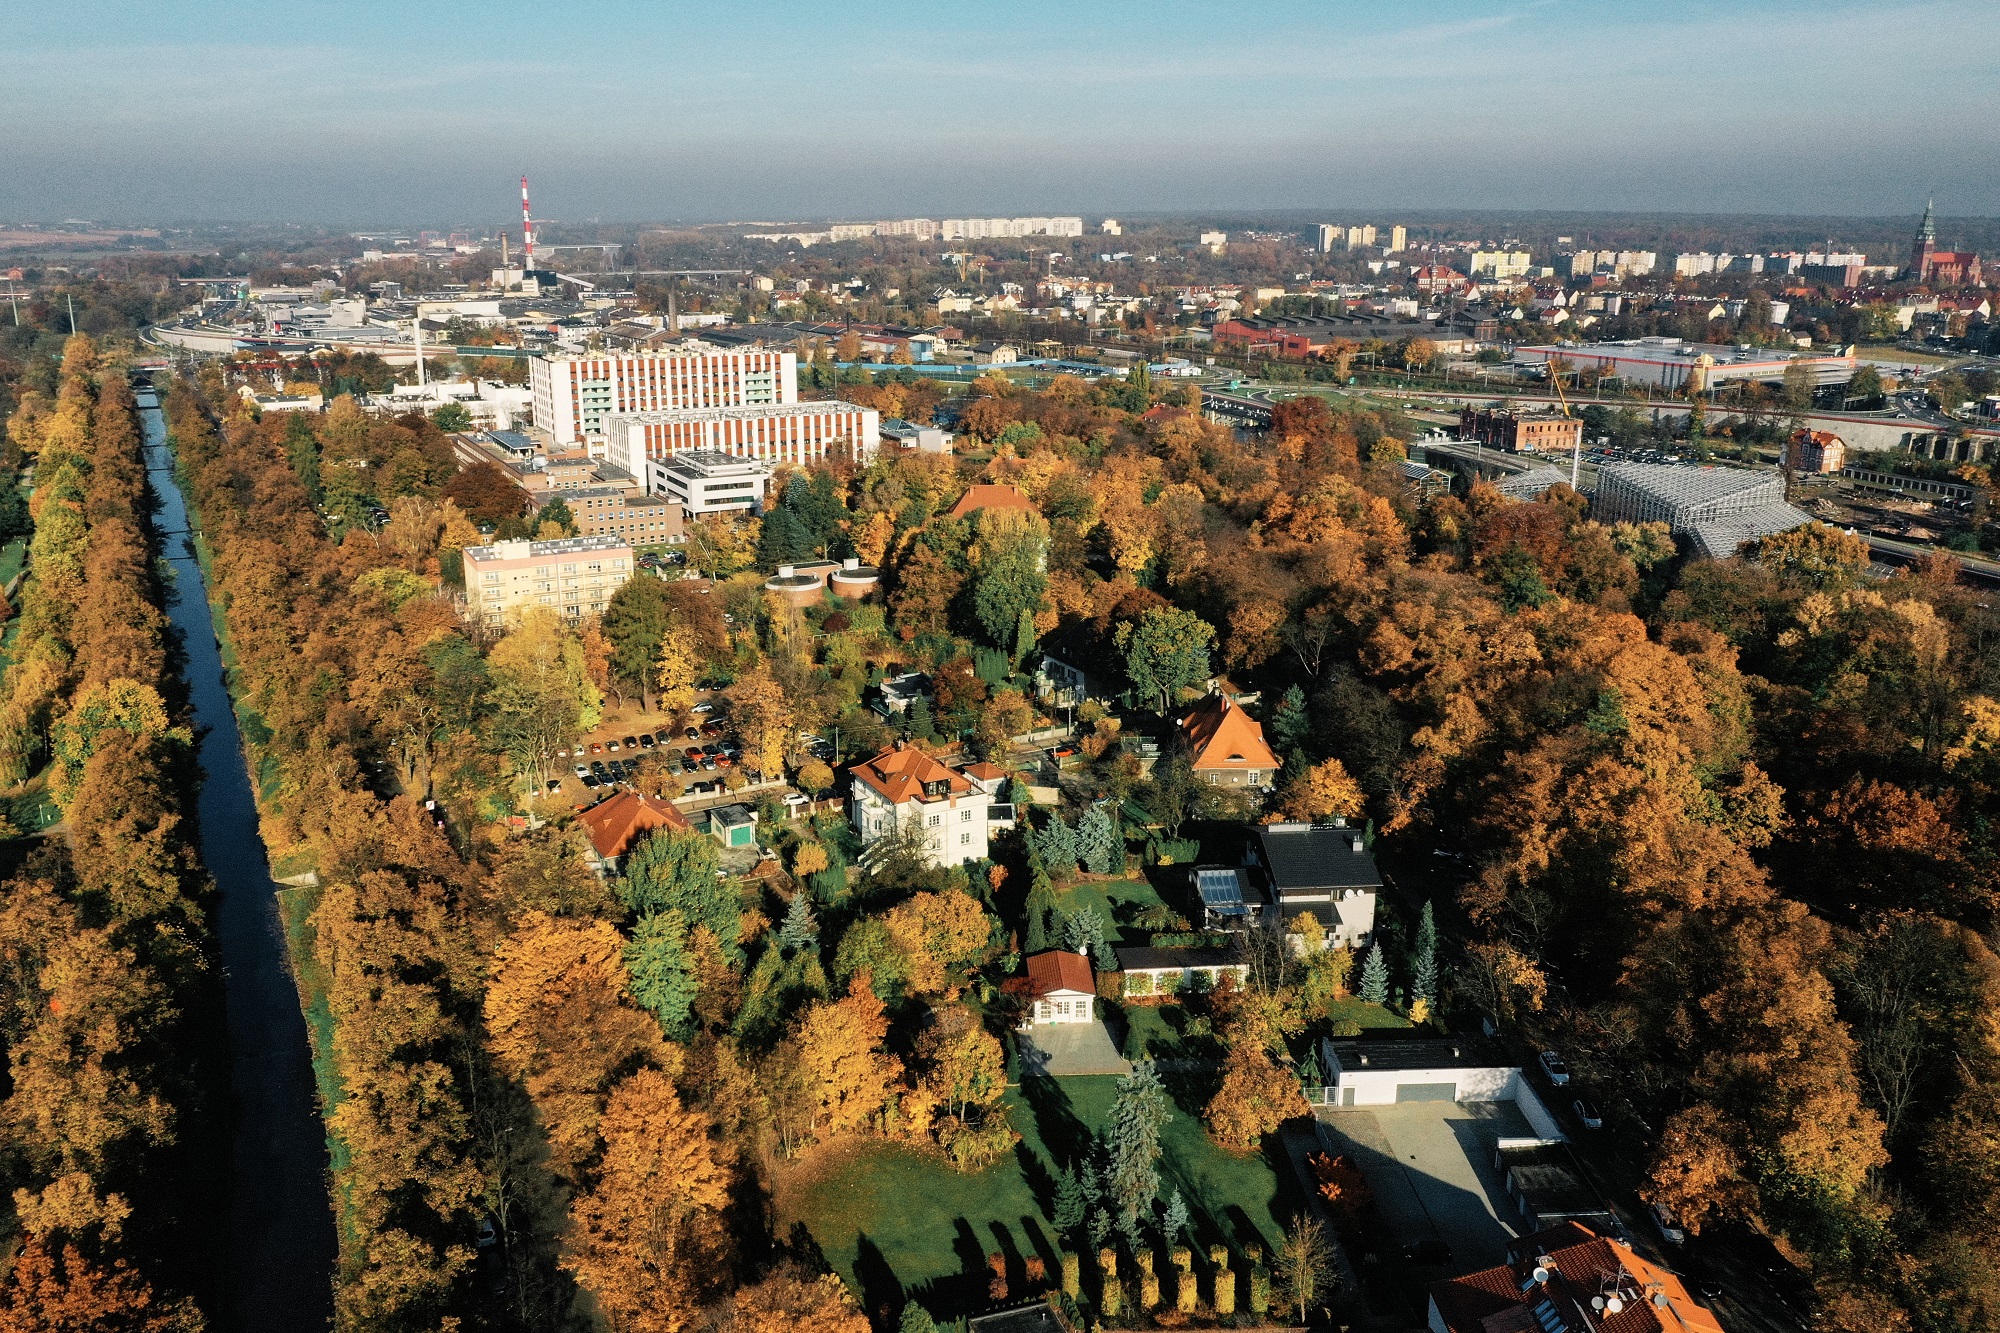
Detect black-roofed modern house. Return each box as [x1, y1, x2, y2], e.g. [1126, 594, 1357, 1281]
[1246, 822, 1382, 947]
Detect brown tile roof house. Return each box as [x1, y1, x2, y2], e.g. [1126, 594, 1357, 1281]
[578, 791, 691, 870]
[1430, 1223, 1723, 1333]
[948, 483, 1039, 521]
[1179, 692, 1279, 788]
[1003, 950, 1098, 1027]
[851, 743, 971, 805]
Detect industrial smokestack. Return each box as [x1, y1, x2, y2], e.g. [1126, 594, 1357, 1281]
[520, 175, 535, 269]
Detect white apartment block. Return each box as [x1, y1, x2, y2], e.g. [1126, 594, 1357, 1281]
[463, 534, 634, 629]
[848, 744, 1002, 869]
[938, 216, 1084, 240]
[1468, 250, 1533, 280]
[529, 349, 798, 448]
[603, 401, 880, 483]
[1345, 225, 1377, 250]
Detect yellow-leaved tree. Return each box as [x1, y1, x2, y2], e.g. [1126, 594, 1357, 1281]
[563, 1067, 731, 1332]
[1277, 758, 1365, 825]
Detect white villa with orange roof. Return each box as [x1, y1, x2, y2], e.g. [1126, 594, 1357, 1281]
[849, 742, 1004, 868]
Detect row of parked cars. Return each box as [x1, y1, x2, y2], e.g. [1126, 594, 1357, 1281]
[1538, 1047, 1686, 1244]
[561, 714, 739, 791]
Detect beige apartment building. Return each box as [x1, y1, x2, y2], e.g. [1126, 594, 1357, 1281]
[463, 534, 635, 628]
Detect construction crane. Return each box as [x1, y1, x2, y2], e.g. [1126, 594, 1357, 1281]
[1546, 357, 1582, 489]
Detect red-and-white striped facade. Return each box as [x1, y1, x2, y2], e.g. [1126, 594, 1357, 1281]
[605, 402, 880, 488]
[530, 349, 798, 447]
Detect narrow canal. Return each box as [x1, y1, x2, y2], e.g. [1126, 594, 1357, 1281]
[138, 387, 336, 1332]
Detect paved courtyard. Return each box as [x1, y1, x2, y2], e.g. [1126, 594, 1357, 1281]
[1315, 1099, 1534, 1268]
[1015, 1020, 1131, 1077]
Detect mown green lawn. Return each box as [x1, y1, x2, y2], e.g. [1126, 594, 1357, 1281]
[779, 1072, 1301, 1319]
[1053, 876, 1174, 947]
[0, 539, 27, 590]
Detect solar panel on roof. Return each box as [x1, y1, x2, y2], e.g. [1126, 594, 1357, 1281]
[1533, 1300, 1567, 1333]
[1196, 869, 1244, 907]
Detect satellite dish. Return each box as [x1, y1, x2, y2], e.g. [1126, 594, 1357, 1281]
[1591, 1297, 1606, 1311]
[1654, 1293, 1670, 1308]
[1531, 1267, 1549, 1285]
[1606, 1297, 1624, 1315]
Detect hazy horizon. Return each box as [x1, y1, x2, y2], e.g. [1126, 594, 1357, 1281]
[10, 0, 1998, 227]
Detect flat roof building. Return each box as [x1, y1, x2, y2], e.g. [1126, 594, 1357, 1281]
[463, 534, 635, 629]
[1513, 337, 1855, 392]
[1593, 462, 1813, 560]
[603, 400, 879, 482]
[650, 448, 773, 517]
[530, 348, 797, 448]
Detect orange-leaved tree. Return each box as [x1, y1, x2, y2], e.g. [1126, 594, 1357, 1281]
[563, 1068, 731, 1332]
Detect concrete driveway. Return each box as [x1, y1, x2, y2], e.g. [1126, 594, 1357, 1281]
[1016, 1021, 1131, 1077]
[1315, 1100, 1533, 1269]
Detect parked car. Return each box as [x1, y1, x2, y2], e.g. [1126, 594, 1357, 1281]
[574, 765, 590, 779]
[715, 753, 734, 768]
[606, 740, 620, 752]
[701, 721, 725, 736]
[692, 702, 715, 714]
[684, 727, 701, 741]
[545, 779, 563, 793]
[621, 735, 639, 749]
[637, 734, 655, 749]
[1538, 1050, 1571, 1086]
[653, 731, 675, 746]
[1572, 1098, 1603, 1130]
[1651, 1202, 1685, 1245]
[700, 756, 718, 771]
[589, 742, 604, 754]
[580, 775, 600, 789]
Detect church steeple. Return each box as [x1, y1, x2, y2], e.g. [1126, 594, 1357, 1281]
[1910, 198, 1939, 279]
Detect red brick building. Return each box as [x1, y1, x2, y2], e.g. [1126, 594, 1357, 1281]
[1460, 407, 1583, 454]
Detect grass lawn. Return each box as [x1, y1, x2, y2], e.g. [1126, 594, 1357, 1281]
[777, 1073, 1302, 1318]
[0, 539, 26, 590]
[1325, 996, 1415, 1031]
[1053, 876, 1174, 947]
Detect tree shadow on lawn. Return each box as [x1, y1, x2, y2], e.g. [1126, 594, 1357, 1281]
[1020, 1214, 1062, 1279]
[853, 1233, 904, 1326]
[1015, 1139, 1057, 1217]
[1019, 1073, 1092, 1166]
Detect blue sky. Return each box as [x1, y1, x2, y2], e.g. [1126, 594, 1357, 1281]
[8, 0, 1996, 224]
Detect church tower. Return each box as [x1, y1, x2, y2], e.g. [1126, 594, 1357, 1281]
[1910, 198, 1938, 280]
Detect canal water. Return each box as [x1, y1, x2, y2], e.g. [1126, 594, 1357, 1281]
[139, 388, 335, 1331]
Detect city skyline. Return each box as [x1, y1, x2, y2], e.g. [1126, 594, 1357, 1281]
[9, 0, 1997, 224]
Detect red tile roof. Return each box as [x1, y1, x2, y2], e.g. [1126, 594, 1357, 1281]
[1180, 693, 1279, 773]
[851, 743, 971, 806]
[963, 761, 1006, 781]
[1023, 950, 1094, 997]
[948, 483, 1039, 520]
[577, 791, 691, 861]
[1432, 1224, 1723, 1333]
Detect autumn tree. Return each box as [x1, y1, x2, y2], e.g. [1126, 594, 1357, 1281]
[484, 913, 666, 1171]
[563, 1068, 730, 1330]
[726, 665, 794, 779]
[792, 976, 903, 1139]
[1206, 1041, 1309, 1151]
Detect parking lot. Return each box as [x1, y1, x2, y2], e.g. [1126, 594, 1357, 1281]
[1315, 1099, 1535, 1271]
[546, 692, 745, 805]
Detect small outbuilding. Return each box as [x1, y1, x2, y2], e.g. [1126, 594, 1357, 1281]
[1009, 950, 1096, 1028]
[707, 803, 758, 849]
